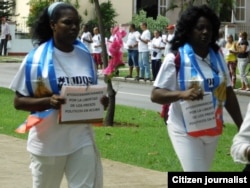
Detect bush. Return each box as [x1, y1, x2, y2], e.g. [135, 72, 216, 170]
[85, 1, 118, 37]
[131, 10, 169, 35]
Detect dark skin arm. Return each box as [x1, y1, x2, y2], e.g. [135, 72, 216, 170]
[224, 86, 243, 130]
[83, 38, 92, 43]
[14, 91, 65, 112]
[14, 92, 109, 112]
[128, 42, 138, 49]
[138, 36, 150, 44]
[151, 86, 243, 130]
[150, 86, 203, 104]
[245, 147, 250, 161]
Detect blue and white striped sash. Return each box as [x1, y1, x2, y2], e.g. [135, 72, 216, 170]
[25, 38, 97, 97]
[179, 43, 226, 106]
[16, 39, 97, 133]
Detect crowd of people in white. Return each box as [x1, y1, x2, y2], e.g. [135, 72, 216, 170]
[79, 23, 176, 81]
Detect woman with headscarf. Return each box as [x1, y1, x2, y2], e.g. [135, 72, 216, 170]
[10, 2, 107, 187]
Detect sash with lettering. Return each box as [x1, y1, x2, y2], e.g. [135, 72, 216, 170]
[178, 43, 227, 137]
[15, 39, 97, 133]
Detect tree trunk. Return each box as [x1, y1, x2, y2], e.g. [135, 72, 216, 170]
[93, 0, 108, 68]
[93, 0, 115, 126]
[104, 79, 116, 126]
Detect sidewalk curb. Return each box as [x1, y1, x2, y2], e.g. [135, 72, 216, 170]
[99, 75, 250, 96]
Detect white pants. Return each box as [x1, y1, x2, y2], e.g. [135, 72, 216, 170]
[167, 125, 219, 171]
[237, 57, 250, 85]
[29, 145, 103, 188]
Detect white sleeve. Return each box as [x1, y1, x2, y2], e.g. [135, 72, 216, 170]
[145, 30, 151, 41]
[9, 56, 30, 96]
[231, 102, 250, 164]
[153, 53, 178, 90]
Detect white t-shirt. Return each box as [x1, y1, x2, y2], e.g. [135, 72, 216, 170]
[1, 22, 10, 39]
[154, 52, 231, 133]
[91, 34, 102, 53]
[107, 35, 115, 56]
[164, 33, 175, 56]
[151, 36, 165, 60]
[138, 29, 151, 52]
[125, 31, 140, 50]
[80, 31, 92, 52]
[10, 47, 95, 156]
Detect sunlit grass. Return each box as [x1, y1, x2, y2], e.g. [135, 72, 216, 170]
[0, 87, 245, 172]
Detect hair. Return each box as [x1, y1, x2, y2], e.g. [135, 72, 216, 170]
[31, 2, 78, 46]
[130, 23, 136, 30]
[227, 34, 233, 39]
[93, 27, 99, 32]
[170, 4, 221, 52]
[240, 31, 248, 39]
[140, 22, 147, 27]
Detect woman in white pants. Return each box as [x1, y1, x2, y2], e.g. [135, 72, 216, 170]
[237, 31, 250, 91]
[10, 2, 108, 187]
[151, 5, 242, 171]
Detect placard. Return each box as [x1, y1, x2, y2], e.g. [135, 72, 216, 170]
[180, 93, 216, 132]
[59, 85, 107, 124]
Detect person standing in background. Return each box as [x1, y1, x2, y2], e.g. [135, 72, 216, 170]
[163, 24, 175, 56]
[9, 2, 108, 187]
[224, 34, 238, 88]
[0, 17, 10, 56]
[106, 26, 119, 76]
[124, 24, 140, 80]
[138, 22, 151, 81]
[150, 30, 165, 81]
[92, 27, 103, 70]
[106, 26, 115, 58]
[80, 25, 92, 52]
[217, 29, 226, 48]
[236, 31, 250, 91]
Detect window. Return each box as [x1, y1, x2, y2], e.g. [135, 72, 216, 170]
[235, 0, 246, 22]
[159, 0, 167, 16]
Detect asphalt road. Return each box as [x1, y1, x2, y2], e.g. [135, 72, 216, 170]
[1, 62, 250, 125]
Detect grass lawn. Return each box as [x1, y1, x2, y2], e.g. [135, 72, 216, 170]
[0, 87, 245, 172]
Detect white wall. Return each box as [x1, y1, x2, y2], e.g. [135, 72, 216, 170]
[7, 22, 33, 55]
[14, 0, 30, 33]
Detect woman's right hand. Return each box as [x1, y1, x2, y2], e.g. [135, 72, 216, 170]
[49, 94, 66, 109]
[181, 88, 203, 101]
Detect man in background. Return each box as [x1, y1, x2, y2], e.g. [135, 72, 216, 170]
[124, 24, 140, 80]
[138, 22, 151, 81]
[163, 24, 175, 56]
[0, 17, 10, 56]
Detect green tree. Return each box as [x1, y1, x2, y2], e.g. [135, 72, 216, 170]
[132, 10, 169, 34]
[27, 0, 80, 28]
[218, 0, 236, 22]
[85, 0, 118, 37]
[92, 0, 117, 126]
[0, 0, 15, 20]
[27, 0, 50, 28]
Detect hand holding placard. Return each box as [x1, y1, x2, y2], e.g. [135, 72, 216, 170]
[59, 85, 107, 124]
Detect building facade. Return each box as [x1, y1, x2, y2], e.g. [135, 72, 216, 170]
[12, 0, 250, 33]
[7, 0, 250, 55]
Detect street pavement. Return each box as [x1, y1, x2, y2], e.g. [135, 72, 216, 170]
[0, 59, 167, 188]
[0, 134, 167, 188]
